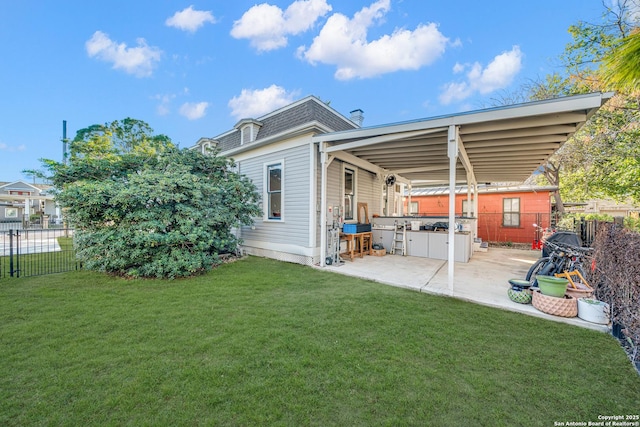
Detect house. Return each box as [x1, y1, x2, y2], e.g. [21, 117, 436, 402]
[405, 184, 558, 244]
[193, 96, 384, 265]
[565, 199, 640, 218]
[0, 181, 59, 225]
[193, 92, 612, 292]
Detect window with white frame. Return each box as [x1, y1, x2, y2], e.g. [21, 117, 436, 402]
[503, 197, 520, 227]
[200, 141, 210, 154]
[241, 125, 254, 145]
[344, 167, 355, 221]
[266, 162, 282, 220]
[5, 207, 18, 218]
[462, 199, 474, 217]
[410, 201, 419, 215]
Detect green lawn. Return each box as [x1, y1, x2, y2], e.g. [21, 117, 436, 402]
[1, 257, 638, 426]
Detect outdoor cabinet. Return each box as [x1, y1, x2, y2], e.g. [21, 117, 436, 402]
[454, 233, 471, 263]
[407, 231, 429, 257]
[372, 229, 394, 253]
[373, 229, 470, 261]
[428, 233, 449, 260]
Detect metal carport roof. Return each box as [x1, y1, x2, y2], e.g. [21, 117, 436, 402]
[314, 92, 613, 291]
[313, 92, 613, 185]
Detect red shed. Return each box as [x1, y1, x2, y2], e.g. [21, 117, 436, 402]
[405, 184, 557, 245]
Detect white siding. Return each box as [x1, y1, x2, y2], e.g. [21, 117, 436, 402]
[238, 143, 311, 248]
[325, 160, 382, 224]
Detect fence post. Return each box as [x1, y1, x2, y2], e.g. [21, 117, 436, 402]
[9, 229, 15, 277]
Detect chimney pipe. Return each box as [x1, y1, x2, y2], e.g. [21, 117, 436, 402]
[349, 109, 364, 127]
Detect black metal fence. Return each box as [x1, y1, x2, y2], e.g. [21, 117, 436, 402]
[0, 219, 65, 232]
[572, 217, 624, 247]
[0, 229, 81, 278]
[476, 212, 618, 247]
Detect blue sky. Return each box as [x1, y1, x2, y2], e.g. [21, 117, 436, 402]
[1, 0, 607, 182]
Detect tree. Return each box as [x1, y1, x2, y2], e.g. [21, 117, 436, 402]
[603, 29, 640, 92]
[481, 2, 640, 208]
[38, 119, 261, 279]
[520, 1, 640, 207]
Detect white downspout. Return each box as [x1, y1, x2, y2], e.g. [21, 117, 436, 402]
[309, 142, 317, 250]
[447, 125, 459, 296]
[320, 142, 328, 267]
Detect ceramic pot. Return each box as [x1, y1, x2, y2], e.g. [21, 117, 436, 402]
[577, 298, 609, 324]
[536, 275, 569, 298]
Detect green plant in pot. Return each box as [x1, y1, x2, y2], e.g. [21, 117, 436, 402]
[536, 275, 569, 298]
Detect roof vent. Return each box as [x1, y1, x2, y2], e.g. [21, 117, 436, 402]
[349, 109, 364, 127]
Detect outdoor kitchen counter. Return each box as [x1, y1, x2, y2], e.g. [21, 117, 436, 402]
[372, 228, 472, 262]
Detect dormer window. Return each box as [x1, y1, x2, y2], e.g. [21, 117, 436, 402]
[201, 141, 211, 154]
[234, 119, 263, 145]
[195, 137, 217, 155]
[241, 125, 254, 144]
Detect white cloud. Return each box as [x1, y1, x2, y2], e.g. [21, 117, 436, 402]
[179, 102, 209, 120]
[0, 142, 26, 152]
[228, 85, 297, 119]
[439, 46, 523, 105]
[452, 62, 465, 74]
[166, 6, 217, 33]
[298, 0, 449, 80]
[231, 0, 332, 52]
[85, 31, 162, 77]
[153, 93, 176, 116]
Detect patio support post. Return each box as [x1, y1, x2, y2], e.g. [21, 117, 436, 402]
[447, 125, 459, 295]
[472, 182, 479, 238]
[319, 142, 328, 267]
[466, 177, 472, 217]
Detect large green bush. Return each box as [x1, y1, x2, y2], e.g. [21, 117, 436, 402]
[40, 119, 260, 278]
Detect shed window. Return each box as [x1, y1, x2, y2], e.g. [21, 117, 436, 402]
[462, 199, 474, 217]
[266, 163, 282, 220]
[503, 198, 520, 227]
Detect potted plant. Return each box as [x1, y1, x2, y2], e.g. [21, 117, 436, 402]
[577, 298, 610, 324]
[536, 275, 569, 297]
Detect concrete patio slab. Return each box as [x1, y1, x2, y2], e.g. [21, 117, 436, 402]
[322, 247, 609, 332]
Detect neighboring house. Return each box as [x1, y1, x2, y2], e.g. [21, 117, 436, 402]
[0, 181, 58, 224]
[193, 92, 610, 274]
[405, 184, 557, 244]
[565, 199, 640, 218]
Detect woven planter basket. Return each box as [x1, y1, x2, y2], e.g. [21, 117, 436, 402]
[507, 288, 532, 304]
[532, 290, 577, 317]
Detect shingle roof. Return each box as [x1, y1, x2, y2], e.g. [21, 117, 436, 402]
[202, 96, 358, 153]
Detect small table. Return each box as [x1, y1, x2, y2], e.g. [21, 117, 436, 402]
[340, 231, 373, 261]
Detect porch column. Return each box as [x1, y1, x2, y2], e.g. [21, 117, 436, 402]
[472, 182, 479, 239]
[24, 196, 30, 226]
[466, 177, 472, 217]
[447, 125, 459, 295]
[319, 142, 328, 267]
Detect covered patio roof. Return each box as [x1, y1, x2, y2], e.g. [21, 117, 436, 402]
[313, 92, 613, 184]
[314, 92, 613, 291]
